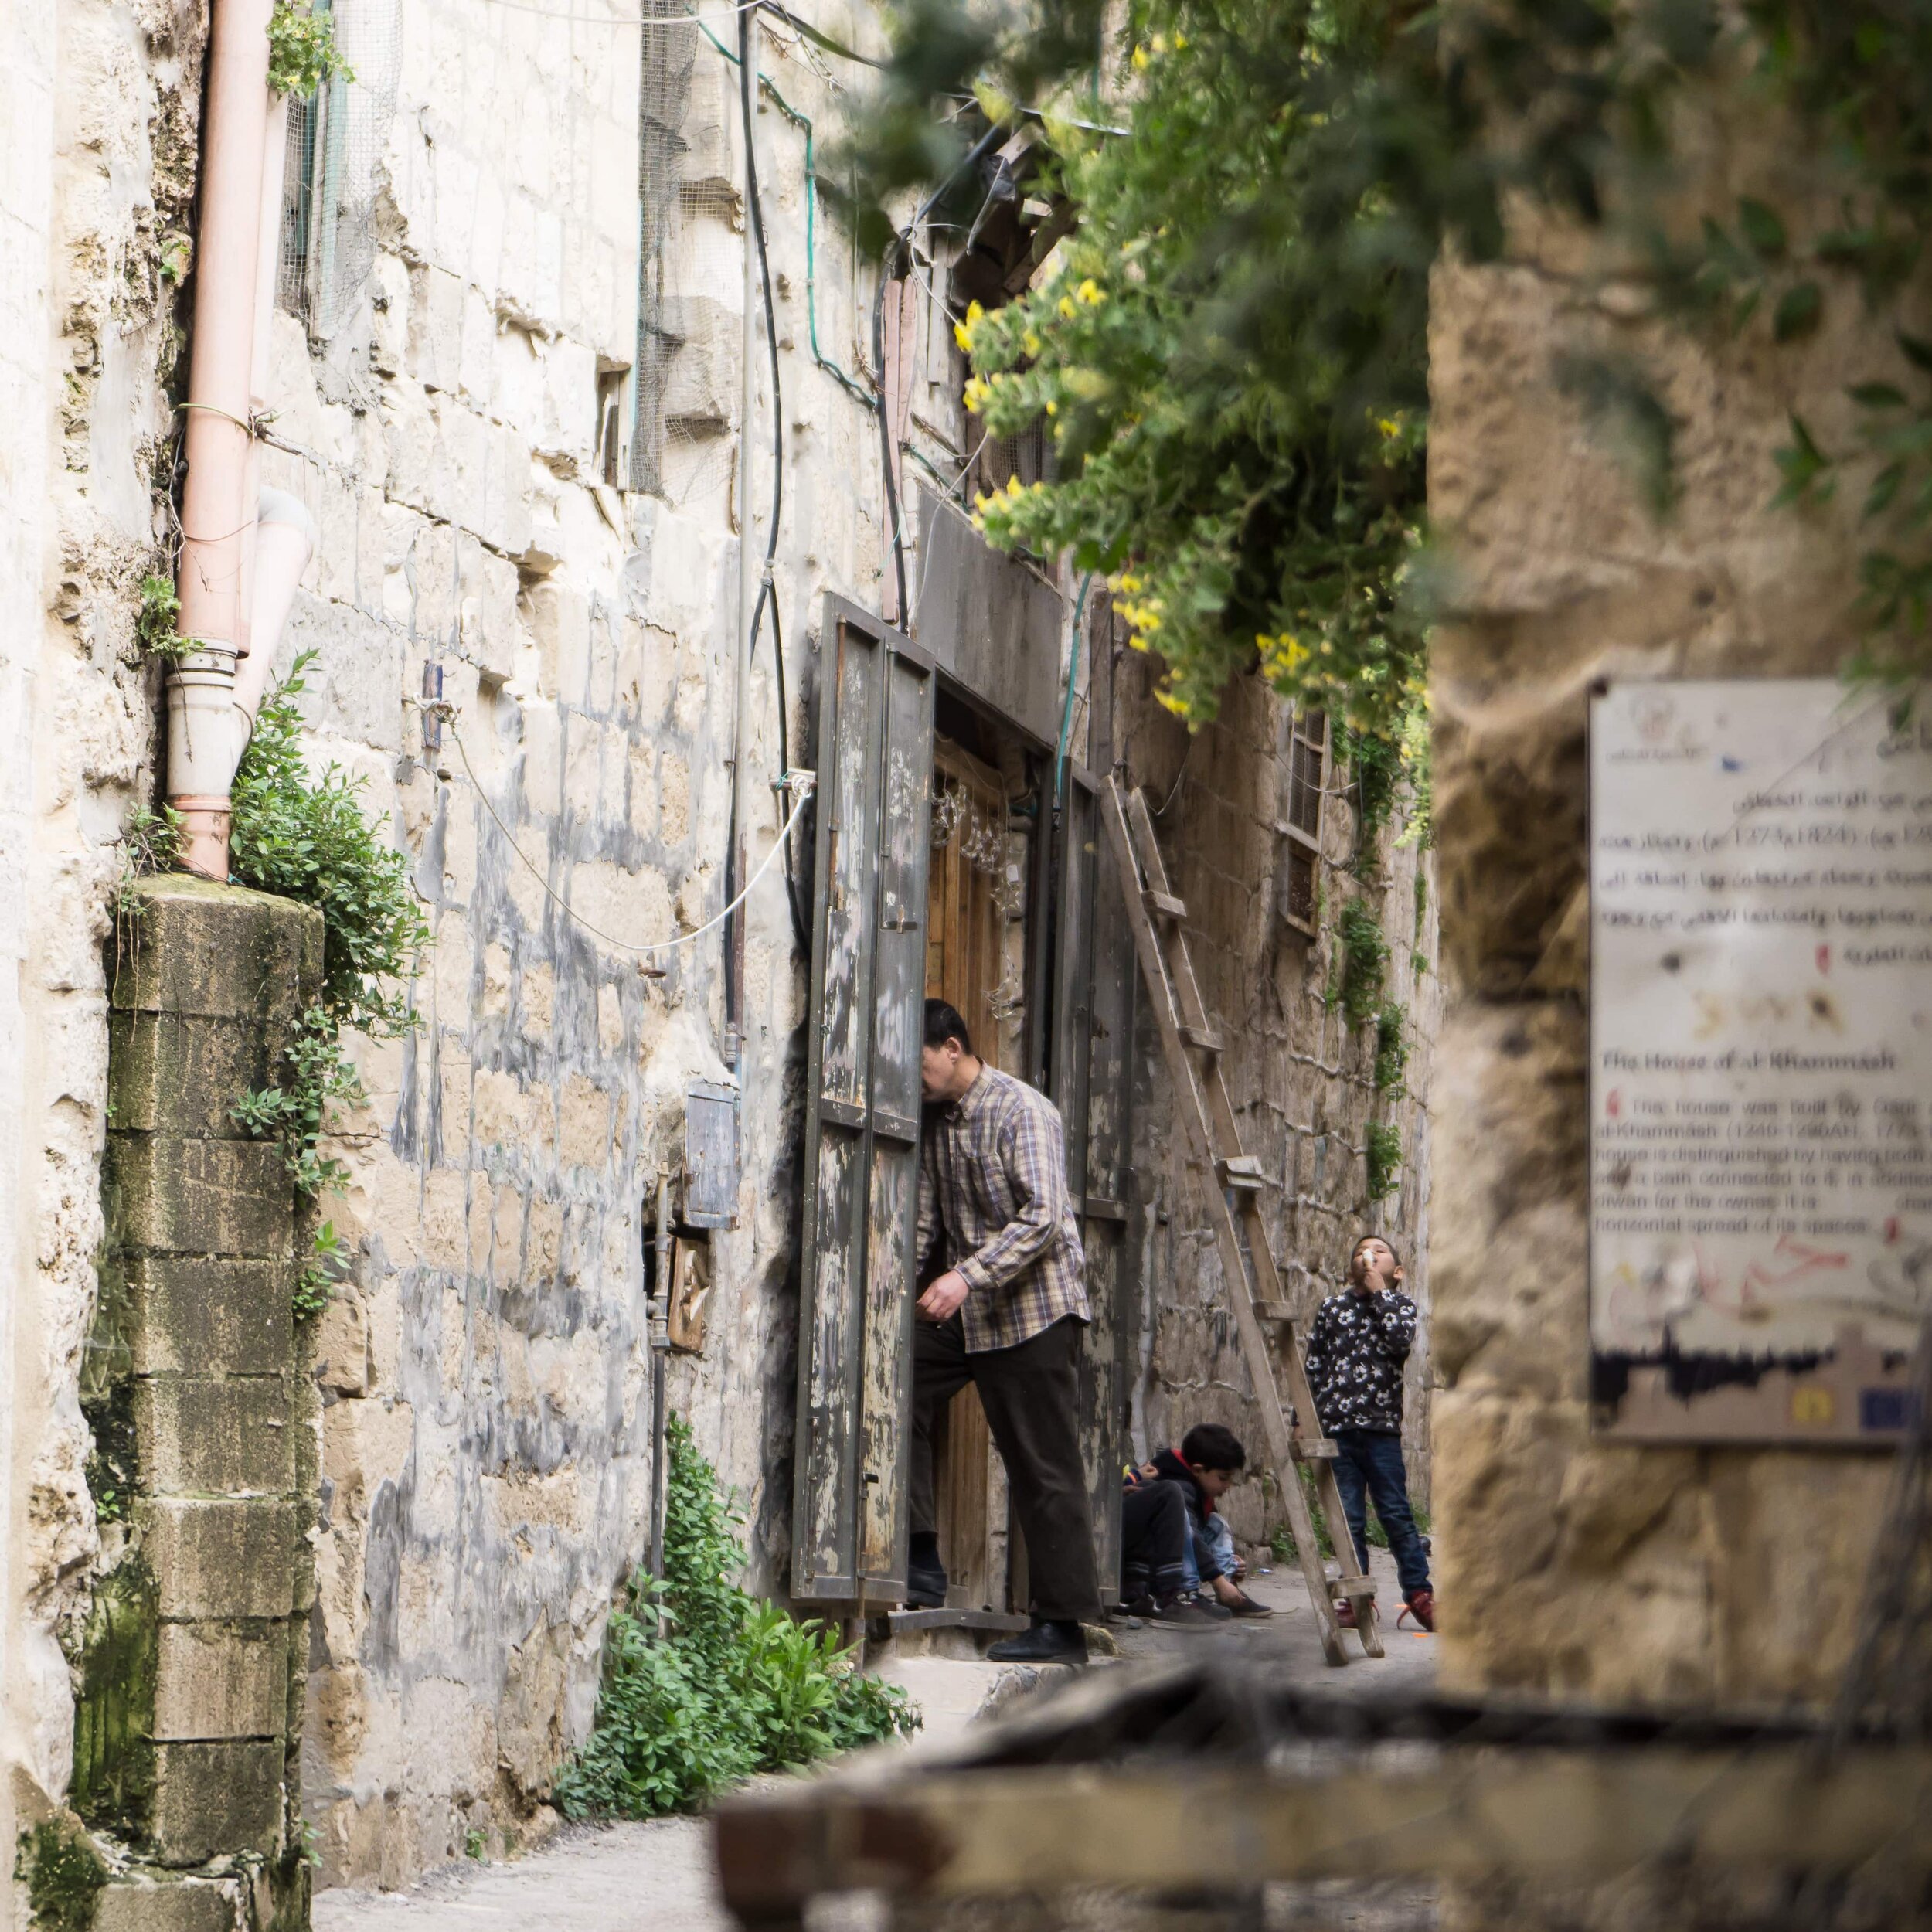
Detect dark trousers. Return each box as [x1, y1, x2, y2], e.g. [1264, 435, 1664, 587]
[1332, 1429, 1430, 1598]
[910, 1314, 1102, 1624]
[1119, 1479, 1190, 1604]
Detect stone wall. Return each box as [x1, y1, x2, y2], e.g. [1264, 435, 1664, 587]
[2, 2, 207, 1920]
[79, 879, 322, 1930]
[1428, 169, 1903, 1707]
[1106, 635, 1440, 1546]
[253, 0, 895, 1885]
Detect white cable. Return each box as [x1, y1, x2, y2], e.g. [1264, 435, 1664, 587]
[472, 0, 764, 24]
[447, 714, 814, 959]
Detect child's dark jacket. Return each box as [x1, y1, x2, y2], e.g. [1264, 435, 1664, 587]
[1304, 1288, 1417, 1434]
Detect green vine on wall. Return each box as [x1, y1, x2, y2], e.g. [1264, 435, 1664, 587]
[1372, 1001, 1409, 1097]
[1365, 1121, 1403, 1205]
[267, 1, 353, 97]
[228, 651, 428, 1317]
[1330, 899, 1389, 1029]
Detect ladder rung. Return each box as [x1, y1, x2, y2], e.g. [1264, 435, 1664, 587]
[1288, 1437, 1338, 1461]
[1252, 1299, 1292, 1321]
[1179, 1023, 1223, 1054]
[1217, 1155, 1267, 1191]
[1143, 888, 1187, 920]
[1328, 1573, 1376, 1598]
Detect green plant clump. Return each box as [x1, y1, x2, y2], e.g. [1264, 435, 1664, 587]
[555, 1417, 919, 1819]
[134, 574, 192, 665]
[267, 1, 354, 97]
[1366, 1121, 1403, 1205]
[1372, 1002, 1408, 1097]
[1331, 900, 1388, 1029]
[228, 651, 428, 1313]
[16, 1819, 107, 1932]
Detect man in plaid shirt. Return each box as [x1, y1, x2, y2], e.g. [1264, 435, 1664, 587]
[909, 998, 1100, 1663]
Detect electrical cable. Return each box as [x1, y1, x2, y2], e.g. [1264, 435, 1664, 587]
[739, 0, 812, 957]
[447, 714, 815, 958]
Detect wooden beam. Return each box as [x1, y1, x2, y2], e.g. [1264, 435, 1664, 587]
[715, 1747, 1932, 1920]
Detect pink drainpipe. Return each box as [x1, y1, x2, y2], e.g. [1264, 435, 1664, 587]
[168, 0, 276, 880]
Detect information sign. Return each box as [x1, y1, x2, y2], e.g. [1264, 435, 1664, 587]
[1590, 680, 1931, 1442]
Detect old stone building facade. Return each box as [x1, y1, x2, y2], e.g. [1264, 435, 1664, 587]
[0, 0, 1434, 1918]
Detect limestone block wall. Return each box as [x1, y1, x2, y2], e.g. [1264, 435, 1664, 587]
[0, 1, 208, 1917]
[1107, 638, 1440, 1546]
[247, 0, 901, 1889]
[1428, 184, 1904, 1705]
[77, 879, 322, 1930]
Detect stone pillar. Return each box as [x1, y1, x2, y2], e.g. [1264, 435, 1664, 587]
[77, 877, 325, 1930]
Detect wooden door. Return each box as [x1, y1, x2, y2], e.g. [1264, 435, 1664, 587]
[791, 599, 937, 1602]
[1053, 763, 1136, 1594]
[922, 737, 1012, 1609]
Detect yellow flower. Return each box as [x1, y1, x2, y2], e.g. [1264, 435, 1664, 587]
[1022, 329, 1042, 357]
[1377, 418, 1400, 437]
[1172, 29, 1188, 48]
[1006, 474, 1024, 498]
[1076, 278, 1104, 306]
[1045, 398, 1058, 415]
[1058, 296, 1077, 320]
[1131, 43, 1149, 69]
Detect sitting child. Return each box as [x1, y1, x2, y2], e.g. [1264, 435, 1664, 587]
[1120, 1422, 1273, 1623]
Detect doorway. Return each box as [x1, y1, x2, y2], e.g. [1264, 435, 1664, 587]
[922, 714, 1039, 1612]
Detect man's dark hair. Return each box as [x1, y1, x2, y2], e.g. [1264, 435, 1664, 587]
[924, 998, 973, 1056]
[1180, 1422, 1247, 1473]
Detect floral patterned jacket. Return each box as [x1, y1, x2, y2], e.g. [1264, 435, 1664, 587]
[1304, 1288, 1417, 1434]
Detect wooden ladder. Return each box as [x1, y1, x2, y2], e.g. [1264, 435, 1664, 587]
[1102, 776, 1382, 1665]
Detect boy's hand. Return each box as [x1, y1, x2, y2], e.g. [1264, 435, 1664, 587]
[917, 1270, 971, 1322]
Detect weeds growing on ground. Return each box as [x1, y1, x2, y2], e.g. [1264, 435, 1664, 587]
[555, 1417, 919, 1818]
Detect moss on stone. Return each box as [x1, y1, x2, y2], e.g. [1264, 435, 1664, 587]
[16, 1818, 108, 1932]
[70, 1554, 160, 1841]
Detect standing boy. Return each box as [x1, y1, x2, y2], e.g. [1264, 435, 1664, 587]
[909, 999, 1102, 1664]
[1303, 1234, 1436, 1632]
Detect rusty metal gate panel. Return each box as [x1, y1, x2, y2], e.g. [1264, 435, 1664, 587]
[792, 598, 936, 1601]
[1053, 763, 1135, 1593]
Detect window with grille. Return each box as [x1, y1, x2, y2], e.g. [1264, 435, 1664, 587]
[274, 0, 403, 338]
[1277, 707, 1326, 936]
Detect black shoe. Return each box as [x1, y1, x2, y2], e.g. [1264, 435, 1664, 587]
[1147, 1594, 1224, 1629]
[1224, 1589, 1274, 1618]
[906, 1561, 947, 1610]
[987, 1618, 1088, 1665]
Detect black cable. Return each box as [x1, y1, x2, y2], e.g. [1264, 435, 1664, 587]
[740, 2, 811, 960]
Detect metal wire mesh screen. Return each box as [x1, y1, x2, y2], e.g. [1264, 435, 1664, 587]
[275, 0, 403, 338]
[631, 0, 737, 508]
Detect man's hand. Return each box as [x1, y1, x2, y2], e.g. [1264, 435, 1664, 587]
[917, 1270, 971, 1323]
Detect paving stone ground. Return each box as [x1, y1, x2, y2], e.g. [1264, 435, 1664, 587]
[313, 1548, 1436, 1932]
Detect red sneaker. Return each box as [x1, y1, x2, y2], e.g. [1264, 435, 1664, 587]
[1399, 1587, 1437, 1633]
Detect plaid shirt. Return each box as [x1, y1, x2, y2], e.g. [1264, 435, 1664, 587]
[917, 1065, 1089, 1352]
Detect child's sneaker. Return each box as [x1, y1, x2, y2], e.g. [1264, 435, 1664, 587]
[1399, 1587, 1437, 1633]
[1148, 1594, 1224, 1629]
[1335, 1594, 1375, 1629]
[1223, 1589, 1273, 1618]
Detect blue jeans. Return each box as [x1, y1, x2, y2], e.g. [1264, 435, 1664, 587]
[1179, 1510, 1236, 1593]
[1331, 1430, 1430, 1598]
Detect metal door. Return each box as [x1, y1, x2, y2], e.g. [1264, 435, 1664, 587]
[791, 598, 937, 1600]
[1051, 763, 1137, 1594]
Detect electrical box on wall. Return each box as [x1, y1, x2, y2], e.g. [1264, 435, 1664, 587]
[682, 1080, 741, 1229]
